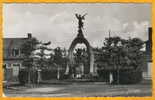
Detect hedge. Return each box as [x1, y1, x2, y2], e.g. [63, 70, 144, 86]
[119, 69, 142, 84]
[18, 69, 38, 85]
[18, 70, 28, 85]
[97, 69, 143, 84]
[41, 69, 66, 80]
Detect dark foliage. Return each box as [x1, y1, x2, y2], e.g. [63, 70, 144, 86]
[119, 70, 142, 84]
[18, 69, 39, 85]
[18, 70, 28, 85]
[97, 69, 142, 84]
[96, 36, 144, 84]
[41, 68, 66, 80]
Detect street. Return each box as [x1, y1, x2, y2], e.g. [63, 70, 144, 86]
[3, 80, 152, 97]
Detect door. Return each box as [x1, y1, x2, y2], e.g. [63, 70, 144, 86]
[12, 63, 20, 81]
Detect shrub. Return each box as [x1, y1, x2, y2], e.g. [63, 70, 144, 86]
[41, 69, 57, 80]
[97, 69, 110, 82]
[18, 69, 39, 85]
[61, 74, 70, 79]
[18, 69, 28, 85]
[41, 69, 65, 80]
[119, 69, 142, 84]
[97, 69, 142, 84]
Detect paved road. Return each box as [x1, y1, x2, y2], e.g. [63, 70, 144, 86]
[3, 82, 152, 97]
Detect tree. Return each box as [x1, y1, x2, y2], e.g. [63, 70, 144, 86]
[35, 41, 51, 69]
[21, 37, 39, 84]
[52, 47, 68, 79]
[125, 38, 144, 69]
[100, 36, 144, 84]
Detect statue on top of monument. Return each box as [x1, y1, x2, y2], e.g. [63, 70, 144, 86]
[75, 13, 87, 30]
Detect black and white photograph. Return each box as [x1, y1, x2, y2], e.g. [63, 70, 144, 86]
[3, 3, 152, 97]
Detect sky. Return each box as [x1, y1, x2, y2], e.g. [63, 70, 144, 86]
[3, 3, 152, 49]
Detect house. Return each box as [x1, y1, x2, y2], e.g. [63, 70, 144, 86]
[3, 33, 32, 82]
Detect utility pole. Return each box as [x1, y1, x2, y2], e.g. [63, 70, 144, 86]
[109, 30, 111, 38]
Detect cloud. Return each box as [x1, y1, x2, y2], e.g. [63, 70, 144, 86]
[131, 21, 150, 40]
[3, 3, 151, 48]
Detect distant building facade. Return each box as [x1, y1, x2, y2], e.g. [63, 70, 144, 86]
[143, 27, 152, 79]
[3, 33, 32, 82]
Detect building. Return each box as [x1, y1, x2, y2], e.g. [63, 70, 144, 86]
[3, 33, 32, 82]
[143, 27, 152, 79]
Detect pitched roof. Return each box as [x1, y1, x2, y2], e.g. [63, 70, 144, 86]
[4, 38, 28, 48]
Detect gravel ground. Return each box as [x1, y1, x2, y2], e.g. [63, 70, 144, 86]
[3, 80, 152, 97]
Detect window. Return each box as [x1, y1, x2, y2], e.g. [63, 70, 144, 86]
[12, 63, 21, 76]
[3, 63, 11, 69]
[12, 48, 20, 57]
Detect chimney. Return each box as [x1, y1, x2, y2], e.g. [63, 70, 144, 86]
[27, 33, 32, 39]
